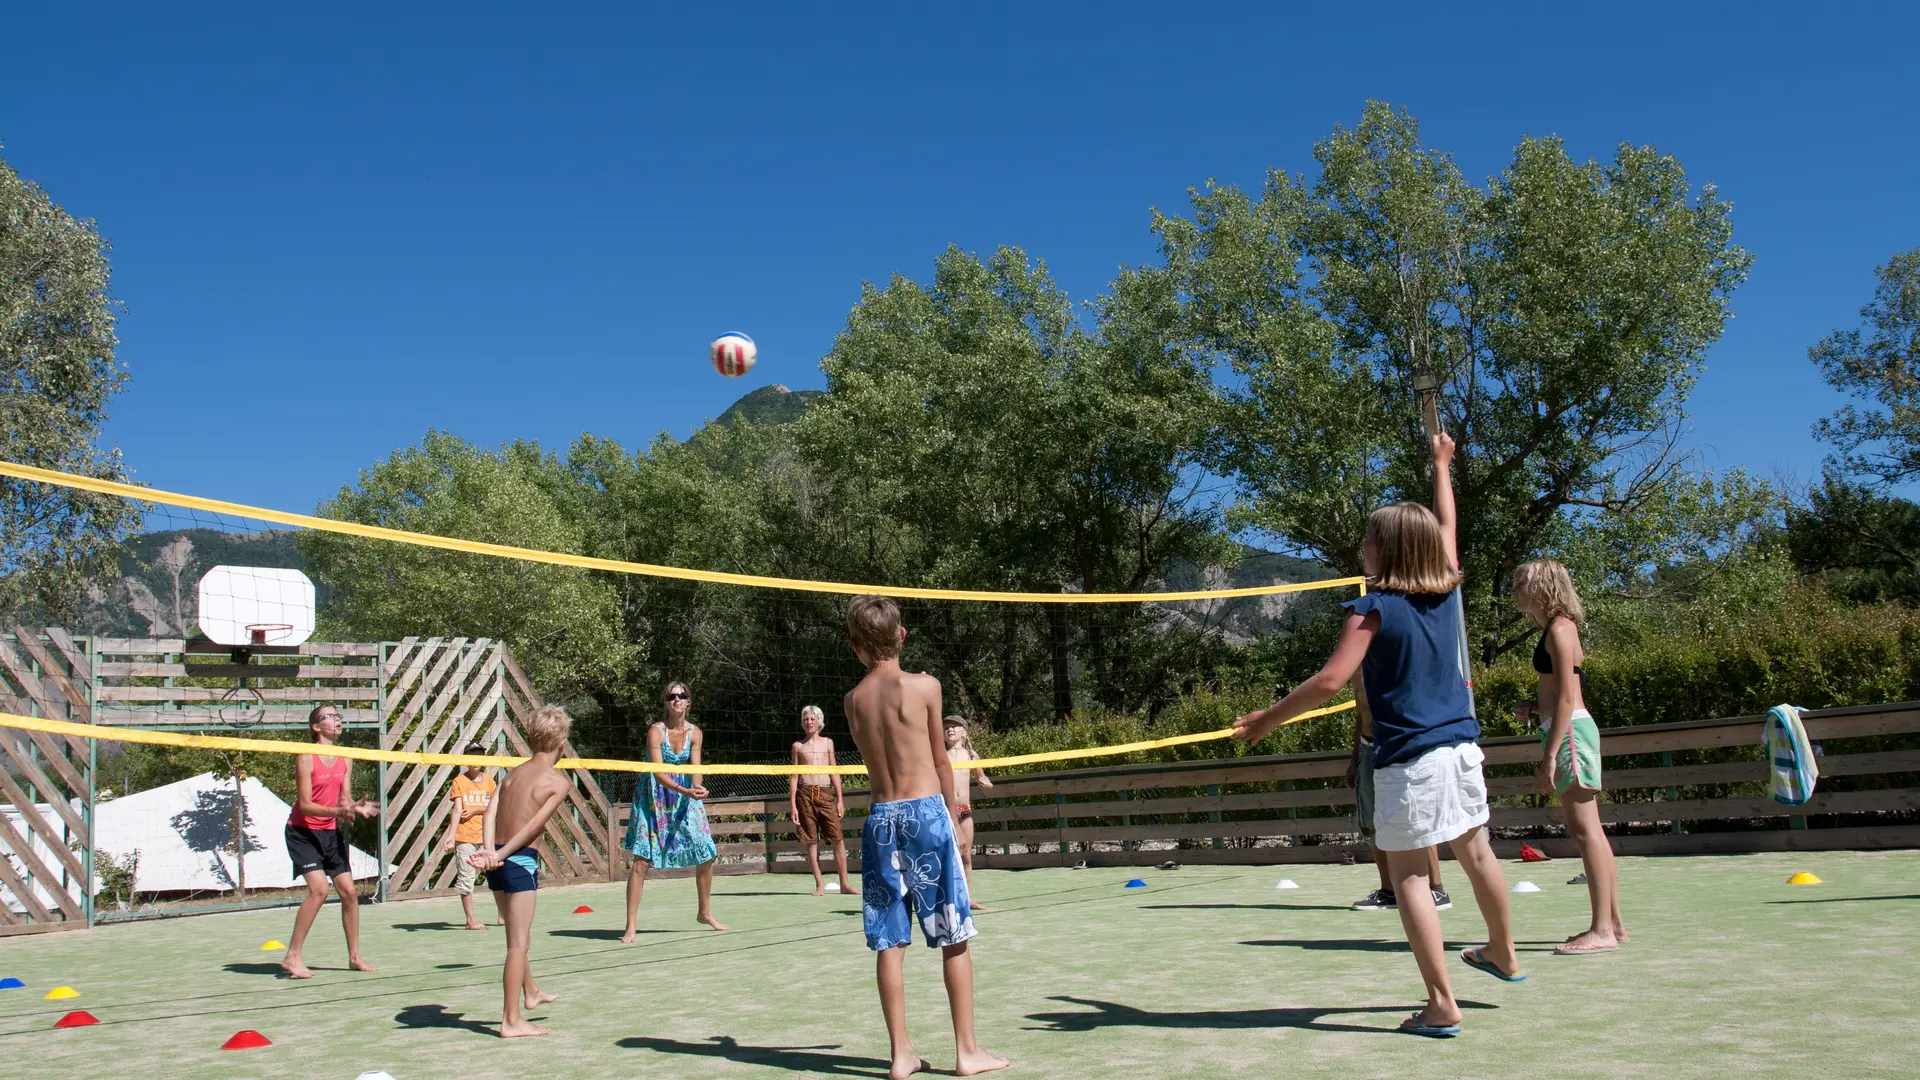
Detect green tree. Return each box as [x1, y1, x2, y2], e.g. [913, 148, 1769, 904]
[1156, 102, 1751, 660]
[797, 245, 1231, 719]
[299, 431, 632, 699]
[0, 146, 141, 623]
[1787, 476, 1920, 604]
[1811, 249, 1920, 486]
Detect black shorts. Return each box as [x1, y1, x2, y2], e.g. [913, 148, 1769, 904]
[285, 823, 352, 880]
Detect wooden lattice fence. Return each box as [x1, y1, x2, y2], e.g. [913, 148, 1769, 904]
[380, 637, 617, 900]
[0, 628, 93, 936]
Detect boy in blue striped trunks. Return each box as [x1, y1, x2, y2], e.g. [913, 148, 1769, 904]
[843, 595, 1008, 1080]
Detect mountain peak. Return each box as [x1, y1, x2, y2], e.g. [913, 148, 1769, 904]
[715, 384, 826, 428]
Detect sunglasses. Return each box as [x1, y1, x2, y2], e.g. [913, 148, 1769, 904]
[665, 691, 690, 701]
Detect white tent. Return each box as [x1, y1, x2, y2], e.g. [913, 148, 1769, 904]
[92, 773, 381, 894]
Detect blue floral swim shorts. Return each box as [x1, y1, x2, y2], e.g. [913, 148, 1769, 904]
[861, 794, 977, 951]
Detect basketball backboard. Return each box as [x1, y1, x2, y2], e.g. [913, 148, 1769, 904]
[197, 566, 316, 647]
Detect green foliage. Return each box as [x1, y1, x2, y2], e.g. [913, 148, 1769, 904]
[0, 145, 141, 624]
[1787, 477, 1920, 604]
[1160, 101, 1752, 662]
[299, 431, 633, 699]
[1811, 249, 1920, 486]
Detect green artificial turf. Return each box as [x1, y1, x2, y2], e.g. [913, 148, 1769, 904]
[1, 850, 1915, 1078]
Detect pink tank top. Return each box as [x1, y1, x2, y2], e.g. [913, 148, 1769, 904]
[296, 754, 350, 830]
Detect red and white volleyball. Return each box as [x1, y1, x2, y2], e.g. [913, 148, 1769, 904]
[710, 332, 757, 378]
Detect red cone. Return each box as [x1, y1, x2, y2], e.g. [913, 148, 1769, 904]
[221, 1029, 272, 1049]
[54, 1011, 98, 1028]
[1519, 842, 1551, 862]
[573, 905, 593, 914]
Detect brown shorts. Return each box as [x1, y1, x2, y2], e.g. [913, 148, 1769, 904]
[793, 783, 840, 844]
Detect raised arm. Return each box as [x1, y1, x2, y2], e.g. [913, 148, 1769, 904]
[1431, 431, 1458, 571]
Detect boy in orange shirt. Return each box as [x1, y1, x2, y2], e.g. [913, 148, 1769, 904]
[440, 742, 498, 930]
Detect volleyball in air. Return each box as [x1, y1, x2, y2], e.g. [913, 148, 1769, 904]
[710, 332, 757, 378]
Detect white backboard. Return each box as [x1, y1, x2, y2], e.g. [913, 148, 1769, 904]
[197, 565, 316, 646]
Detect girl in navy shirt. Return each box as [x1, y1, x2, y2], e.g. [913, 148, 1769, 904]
[1235, 432, 1522, 1036]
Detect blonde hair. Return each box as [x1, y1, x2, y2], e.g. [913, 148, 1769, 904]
[799, 704, 824, 727]
[846, 595, 903, 659]
[1365, 502, 1462, 595]
[1513, 559, 1585, 627]
[943, 714, 974, 755]
[525, 704, 572, 754]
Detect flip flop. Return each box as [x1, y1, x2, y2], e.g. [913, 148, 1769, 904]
[1400, 1012, 1460, 1037]
[1460, 947, 1526, 982]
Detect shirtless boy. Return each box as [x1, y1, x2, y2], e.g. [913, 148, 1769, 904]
[842, 595, 1008, 1080]
[790, 704, 853, 897]
[467, 705, 572, 1038]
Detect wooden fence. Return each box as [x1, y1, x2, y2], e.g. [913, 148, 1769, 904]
[379, 638, 617, 901]
[0, 631, 622, 933]
[0, 628, 93, 936]
[674, 700, 1920, 875]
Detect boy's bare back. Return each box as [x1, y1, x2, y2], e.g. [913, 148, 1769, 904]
[843, 665, 951, 805]
[492, 759, 569, 846]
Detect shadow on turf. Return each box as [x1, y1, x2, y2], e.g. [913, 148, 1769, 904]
[1764, 894, 1920, 905]
[549, 928, 667, 940]
[1144, 904, 1355, 912]
[1025, 995, 1494, 1035]
[391, 921, 465, 932]
[618, 1034, 890, 1076]
[395, 1003, 513, 1036]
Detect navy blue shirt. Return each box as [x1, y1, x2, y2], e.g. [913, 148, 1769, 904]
[1344, 589, 1478, 767]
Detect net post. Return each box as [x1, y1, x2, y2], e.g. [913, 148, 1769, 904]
[1054, 793, 1067, 863]
[375, 640, 390, 904]
[84, 632, 96, 929]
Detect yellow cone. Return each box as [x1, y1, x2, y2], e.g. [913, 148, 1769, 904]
[260, 940, 286, 951]
[44, 986, 79, 1000]
[1786, 871, 1822, 885]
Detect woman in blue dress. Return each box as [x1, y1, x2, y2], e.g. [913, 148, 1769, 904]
[620, 679, 726, 940]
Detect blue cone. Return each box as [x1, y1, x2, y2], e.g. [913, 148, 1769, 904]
[1124, 879, 1147, 888]
[0, 977, 23, 990]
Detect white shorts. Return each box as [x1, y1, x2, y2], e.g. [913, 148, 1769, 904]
[1372, 742, 1489, 851]
[454, 842, 481, 894]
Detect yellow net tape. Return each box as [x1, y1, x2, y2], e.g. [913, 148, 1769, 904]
[0, 460, 1364, 603]
[0, 702, 1353, 776]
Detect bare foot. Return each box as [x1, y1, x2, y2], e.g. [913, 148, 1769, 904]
[837, 879, 853, 895]
[525, 989, 560, 1007]
[279, 958, 313, 979]
[956, 1047, 1011, 1076]
[619, 928, 638, 944]
[499, 1020, 551, 1038]
[890, 1054, 931, 1079]
[464, 922, 487, 931]
[970, 900, 989, 913]
[1565, 928, 1630, 944]
[698, 912, 729, 932]
[1554, 931, 1620, 955]
[812, 883, 826, 897]
[348, 956, 377, 972]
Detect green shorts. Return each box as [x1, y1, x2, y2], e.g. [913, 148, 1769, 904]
[1544, 711, 1603, 794]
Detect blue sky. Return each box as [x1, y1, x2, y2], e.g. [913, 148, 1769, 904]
[3, 4, 1916, 517]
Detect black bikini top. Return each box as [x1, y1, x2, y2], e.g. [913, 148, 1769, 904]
[1532, 618, 1586, 682]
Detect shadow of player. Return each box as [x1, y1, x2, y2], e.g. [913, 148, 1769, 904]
[394, 1004, 507, 1036]
[220, 962, 289, 977]
[549, 928, 664, 940]
[617, 1034, 891, 1077]
[1025, 995, 1495, 1035]
[389, 921, 463, 932]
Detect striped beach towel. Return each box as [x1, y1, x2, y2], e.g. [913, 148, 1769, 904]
[1763, 704, 1818, 807]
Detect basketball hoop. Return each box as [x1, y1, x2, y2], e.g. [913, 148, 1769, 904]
[246, 623, 295, 646]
